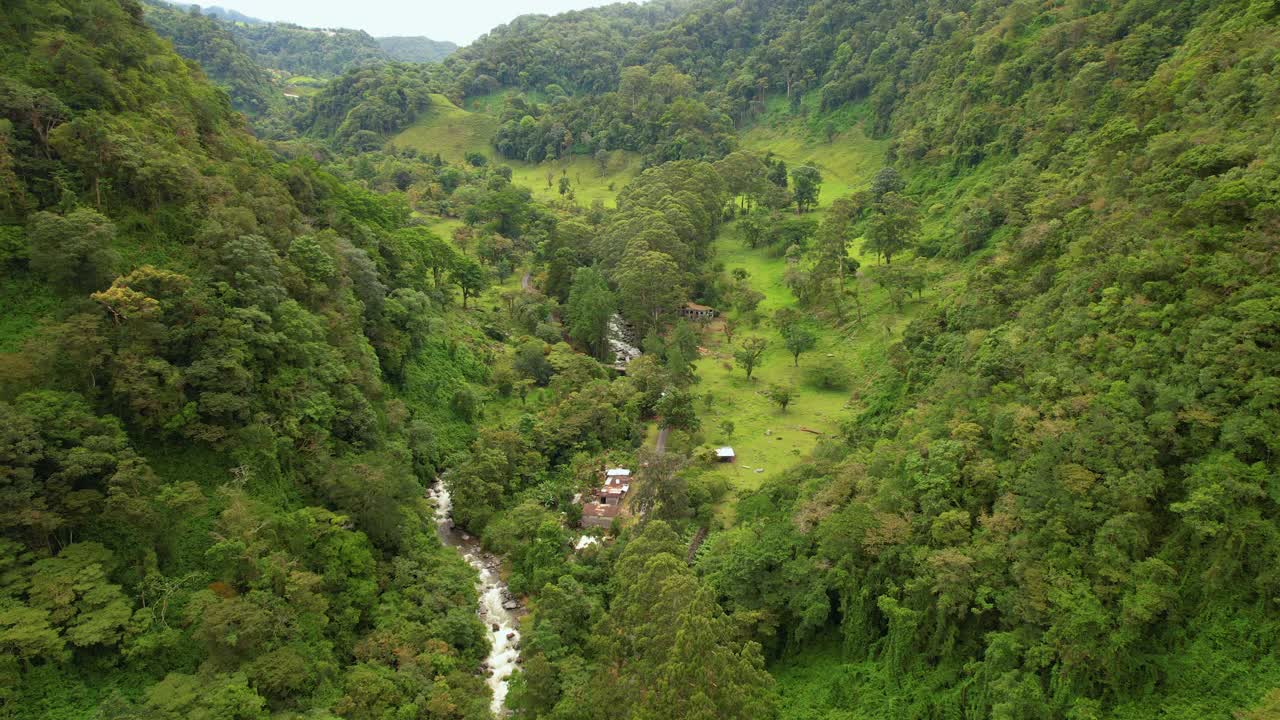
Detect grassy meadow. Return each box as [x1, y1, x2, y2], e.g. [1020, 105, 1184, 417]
[507, 151, 643, 208]
[739, 96, 891, 209]
[392, 93, 501, 163]
[689, 221, 937, 524]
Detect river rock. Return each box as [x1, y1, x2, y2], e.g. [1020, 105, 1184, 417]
[491, 623, 499, 631]
[503, 599, 520, 610]
[506, 632, 516, 640]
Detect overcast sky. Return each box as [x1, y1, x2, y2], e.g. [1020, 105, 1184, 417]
[203, 0, 616, 44]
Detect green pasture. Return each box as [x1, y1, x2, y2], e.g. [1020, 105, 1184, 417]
[391, 93, 501, 163]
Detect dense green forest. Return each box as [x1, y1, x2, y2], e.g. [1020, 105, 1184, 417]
[2, 0, 1279, 718]
[377, 37, 459, 65]
[146, 0, 456, 84]
[0, 1, 504, 716]
[140, 0, 278, 114]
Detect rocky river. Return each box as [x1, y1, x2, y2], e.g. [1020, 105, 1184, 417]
[429, 480, 522, 717]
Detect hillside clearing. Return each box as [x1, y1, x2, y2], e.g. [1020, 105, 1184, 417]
[391, 93, 500, 163]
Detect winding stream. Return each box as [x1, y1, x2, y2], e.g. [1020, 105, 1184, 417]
[429, 480, 521, 717]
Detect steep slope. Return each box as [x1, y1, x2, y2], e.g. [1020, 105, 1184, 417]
[140, 0, 278, 114]
[229, 22, 389, 77]
[0, 1, 494, 716]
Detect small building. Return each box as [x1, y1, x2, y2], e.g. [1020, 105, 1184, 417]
[715, 447, 736, 463]
[580, 468, 631, 529]
[679, 302, 718, 321]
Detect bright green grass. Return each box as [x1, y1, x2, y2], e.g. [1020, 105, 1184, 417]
[420, 215, 465, 243]
[507, 151, 642, 208]
[282, 85, 321, 98]
[391, 93, 501, 164]
[462, 89, 548, 116]
[282, 75, 325, 98]
[739, 103, 890, 211]
[696, 225, 937, 524]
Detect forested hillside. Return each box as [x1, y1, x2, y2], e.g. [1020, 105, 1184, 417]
[140, 0, 277, 114]
[1, 0, 1278, 718]
[377, 37, 459, 64]
[226, 23, 388, 78]
[147, 0, 456, 82]
[0, 1, 502, 716]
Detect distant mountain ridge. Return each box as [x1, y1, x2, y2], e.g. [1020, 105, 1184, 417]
[377, 36, 459, 63]
[187, 4, 265, 24]
[150, 0, 456, 79]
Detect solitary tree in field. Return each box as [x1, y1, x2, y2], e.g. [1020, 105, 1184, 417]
[766, 384, 795, 413]
[734, 337, 768, 380]
[782, 326, 816, 366]
[719, 420, 735, 441]
[721, 317, 737, 345]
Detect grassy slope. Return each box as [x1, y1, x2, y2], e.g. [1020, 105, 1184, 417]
[693, 226, 936, 525]
[688, 109, 926, 523]
[507, 151, 642, 208]
[391, 93, 501, 164]
[403, 91, 642, 207]
[739, 96, 890, 211]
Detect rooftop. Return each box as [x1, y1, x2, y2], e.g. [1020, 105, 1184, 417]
[581, 501, 623, 520]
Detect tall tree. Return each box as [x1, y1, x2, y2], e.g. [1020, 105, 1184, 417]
[596, 522, 777, 719]
[782, 326, 816, 366]
[566, 266, 616, 360]
[790, 166, 822, 213]
[449, 256, 489, 308]
[863, 192, 919, 265]
[614, 249, 683, 335]
[733, 337, 768, 380]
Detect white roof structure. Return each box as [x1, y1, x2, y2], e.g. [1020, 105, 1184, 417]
[716, 447, 736, 458]
[606, 468, 631, 477]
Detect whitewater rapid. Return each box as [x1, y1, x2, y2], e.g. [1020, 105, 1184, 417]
[429, 480, 521, 716]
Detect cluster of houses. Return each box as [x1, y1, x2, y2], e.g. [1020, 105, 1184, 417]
[578, 448, 735, 529]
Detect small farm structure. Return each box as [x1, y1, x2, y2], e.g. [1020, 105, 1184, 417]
[679, 302, 718, 321]
[580, 468, 631, 528]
